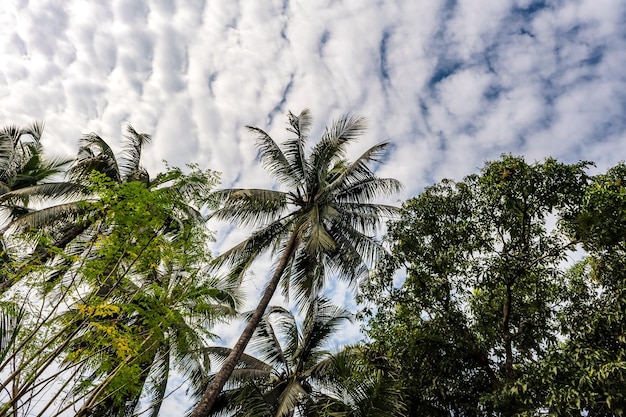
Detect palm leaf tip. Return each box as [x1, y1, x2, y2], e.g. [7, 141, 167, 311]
[286, 109, 313, 138]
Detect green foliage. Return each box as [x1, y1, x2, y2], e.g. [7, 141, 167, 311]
[191, 110, 401, 417]
[211, 109, 402, 303]
[362, 155, 592, 416]
[60, 172, 236, 417]
[538, 163, 626, 416]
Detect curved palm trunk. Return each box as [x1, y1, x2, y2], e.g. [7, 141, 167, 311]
[190, 231, 299, 417]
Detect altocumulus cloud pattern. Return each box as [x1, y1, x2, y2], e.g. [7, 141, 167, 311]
[2, 0, 625, 189]
[1, 0, 626, 413]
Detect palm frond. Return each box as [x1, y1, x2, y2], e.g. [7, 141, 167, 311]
[250, 312, 290, 370]
[210, 189, 288, 229]
[325, 222, 383, 283]
[248, 126, 296, 189]
[334, 202, 399, 234]
[5, 201, 86, 233]
[211, 216, 294, 275]
[120, 125, 151, 182]
[274, 379, 307, 417]
[336, 176, 403, 204]
[0, 123, 43, 180]
[0, 302, 25, 364]
[303, 204, 336, 255]
[267, 306, 301, 362]
[0, 126, 19, 176]
[326, 142, 393, 192]
[286, 251, 326, 303]
[69, 133, 121, 182]
[0, 183, 87, 207]
[283, 109, 312, 186]
[312, 346, 407, 417]
[20, 121, 44, 142]
[308, 115, 368, 184]
[204, 347, 273, 373]
[297, 297, 353, 362]
[141, 346, 170, 417]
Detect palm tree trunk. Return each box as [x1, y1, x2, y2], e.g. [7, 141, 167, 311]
[189, 231, 300, 417]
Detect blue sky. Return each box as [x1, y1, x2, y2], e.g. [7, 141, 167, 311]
[1, 0, 626, 414]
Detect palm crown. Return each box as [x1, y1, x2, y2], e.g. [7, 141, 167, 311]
[202, 297, 353, 417]
[212, 109, 401, 302]
[191, 110, 401, 417]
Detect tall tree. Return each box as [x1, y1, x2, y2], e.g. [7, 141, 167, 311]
[5, 125, 155, 248]
[66, 176, 238, 417]
[362, 156, 590, 416]
[1, 125, 214, 290]
[0, 125, 227, 416]
[190, 110, 401, 416]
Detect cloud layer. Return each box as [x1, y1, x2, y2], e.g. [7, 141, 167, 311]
[4, 0, 624, 190]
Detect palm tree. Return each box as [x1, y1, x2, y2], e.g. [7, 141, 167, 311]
[199, 297, 405, 417]
[56, 129, 221, 417]
[6, 125, 156, 251]
[0, 125, 151, 292]
[190, 110, 401, 416]
[2, 125, 215, 287]
[0, 123, 74, 221]
[0, 123, 75, 291]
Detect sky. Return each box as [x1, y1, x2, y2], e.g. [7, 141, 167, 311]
[1, 0, 626, 414]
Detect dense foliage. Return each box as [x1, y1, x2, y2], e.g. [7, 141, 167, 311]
[361, 156, 626, 416]
[0, 125, 237, 417]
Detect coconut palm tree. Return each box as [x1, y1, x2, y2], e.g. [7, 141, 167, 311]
[0, 123, 75, 291]
[0, 123, 74, 220]
[190, 110, 401, 416]
[6, 125, 157, 251]
[2, 125, 215, 288]
[199, 297, 405, 417]
[0, 125, 151, 291]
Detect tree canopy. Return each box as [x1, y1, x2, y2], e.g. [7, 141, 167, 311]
[361, 155, 626, 416]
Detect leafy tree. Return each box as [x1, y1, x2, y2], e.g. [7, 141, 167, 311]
[200, 297, 404, 417]
[538, 163, 626, 416]
[362, 155, 590, 416]
[190, 110, 401, 416]
[1, 125, 210, 287]
[67, 174, 239, 417]
[0, 123, 231, 416]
